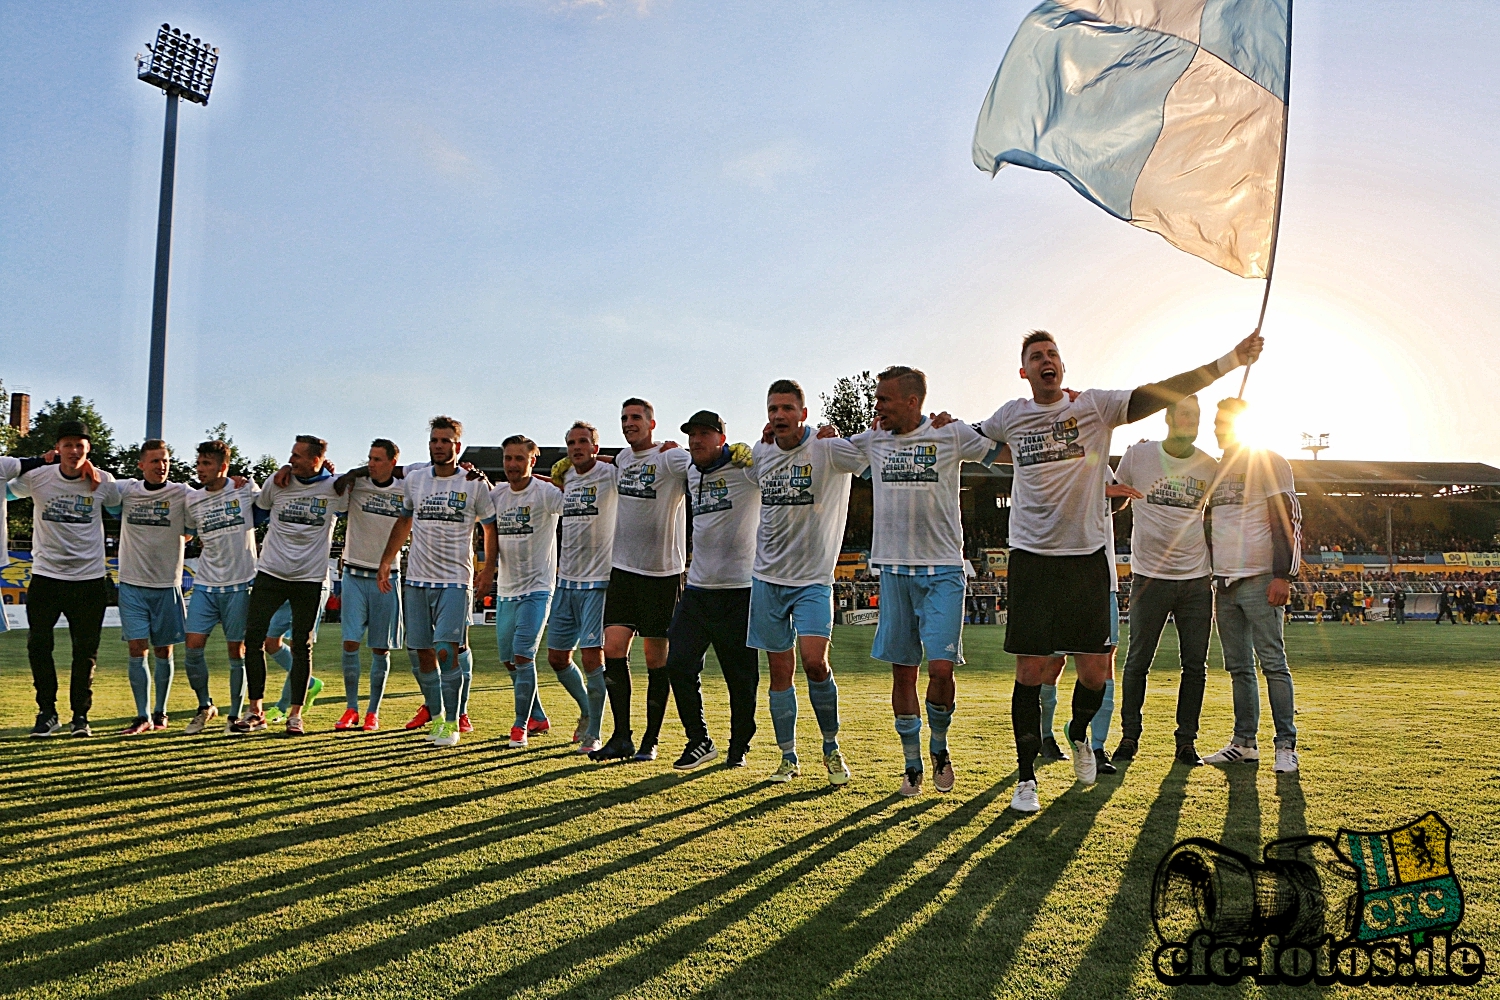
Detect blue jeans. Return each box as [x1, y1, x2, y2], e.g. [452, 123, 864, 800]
[1214, 573, 1296, 750]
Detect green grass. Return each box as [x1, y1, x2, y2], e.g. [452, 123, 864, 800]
[1, 620, 1497, 999]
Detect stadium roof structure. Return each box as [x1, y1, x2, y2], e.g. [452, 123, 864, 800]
[1287, 460, 1500, 501]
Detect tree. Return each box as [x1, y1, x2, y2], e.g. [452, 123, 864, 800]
[201, 422, 279, 481]
[13, 396, 117, 465]
[820, 372, 878, 437]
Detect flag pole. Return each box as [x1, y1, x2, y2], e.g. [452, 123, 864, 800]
[1239, 0, 1294, 399]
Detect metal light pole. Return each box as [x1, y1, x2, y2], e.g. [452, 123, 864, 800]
[136, 24, 218, 440]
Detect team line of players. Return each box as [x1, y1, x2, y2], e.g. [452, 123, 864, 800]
[5, 328, 1298, 810]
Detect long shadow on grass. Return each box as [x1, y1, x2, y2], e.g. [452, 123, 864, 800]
[49, 775, 805, 1000]
[1221, 763, 1261, 856]
[1054, 764, 1191, 999]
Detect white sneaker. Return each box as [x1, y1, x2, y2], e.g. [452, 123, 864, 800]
[432, 722, 460, 748]
[425, 721, 446, 743]
[1274, 747, 1299, 773]
[1201, 742, 1260, 766]
[576, 736, 602, 755]
[1010, 779, 1040, 813]
[1071, 737, 1096, 785]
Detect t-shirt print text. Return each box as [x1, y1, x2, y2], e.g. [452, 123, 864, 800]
[416, 491, 468, 522]
[880, 445, 939, 483]
[761, 463, 814, 506]
[496, 505, 534, 535]
[618, 464, 658, 499]
[197, 499, 245, 533]
[41, 494, 95, 524]
[1016, 418, 1085, 467]
[126, 499, 174, 527]
[1147, 476, 1209, 509]
[563, 485, 599, 517]
[279, 497, 330, 526]
[1208, 474, 1246, 509]
[359, 494, 406, 518]
[691, 478, 733, 515]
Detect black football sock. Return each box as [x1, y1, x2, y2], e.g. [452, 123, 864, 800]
[1067, 679, 1106, 746]
[604, 656, 632, 738]
[1012, 682, 1042, 783]
[641, 667, 672, 747]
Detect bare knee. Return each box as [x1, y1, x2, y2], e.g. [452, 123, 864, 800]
[547, 648, 572, 671]
[342, 640, 360, 653]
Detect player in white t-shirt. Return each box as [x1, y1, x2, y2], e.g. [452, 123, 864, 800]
[548, 421, 618, 754]
[489, 435, 591, 749]
[377, 416, 497, 748]
[749, 380, 867, 782]
[662, 410, 762, 771]
[9, 420, 113, 737]
[112, 440, 192, 736]
[1200, 398, 1302, 773]
[231, 435, 350, 736]
[1, 453, 60, 639]
[1110, 395, 1219, 767]
[334, 438, 407, 733]
[845, 367, 1000, 797]
[976, 329, 1261, 813]
[183, 439, 259, 734]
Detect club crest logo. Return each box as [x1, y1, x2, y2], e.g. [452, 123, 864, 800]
[692, 477, 733, 515]
[497, 504, 533, 535]
[619, 462, 659, 499]
[880, 444, 939, 483]
[41, 494, 95, 524]
[1151, 812, 1484, 986]
[126, 498, 175, 526]
[564, 484, 599, 517]
[1052, 416, 1080, 444]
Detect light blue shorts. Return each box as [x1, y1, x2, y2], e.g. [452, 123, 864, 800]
[187, 587, 251, 642]
[404, 584, 471, 649]
[497, 590, 553, 663]
[269, 582, 330, 643]
[341, 572, 403, 650]
[870, 568, 967, 666]
[118, 583, 187, 647]
[547, 587, 607, 651]
[747, 580, 833, 652]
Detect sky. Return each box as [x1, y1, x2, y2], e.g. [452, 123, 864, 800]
[2, 0, 1498, 472]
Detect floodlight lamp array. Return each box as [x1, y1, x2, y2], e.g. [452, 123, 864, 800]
[137, 24, 218, 105]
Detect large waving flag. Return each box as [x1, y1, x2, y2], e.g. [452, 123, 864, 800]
[973, 0, 1291, 278]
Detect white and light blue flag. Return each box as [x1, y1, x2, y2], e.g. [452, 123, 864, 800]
[973, 1, 1291, 278]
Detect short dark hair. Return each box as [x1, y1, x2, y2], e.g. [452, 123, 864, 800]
[1165, 394, 1199, 420]
[139, 438, 170, 456]
[502, 434, 540, 457]
[197, 439, 231, 465]
[430, 415, 463, 438]
[370, 438, 399, 461]
[567, 420, 599, 444]
[1021, 330, 1057, 363]
[621, 397, 654, 420]
[294, 434, 327, 458]
[767, 379, 805, 405]
[876, 365, 927, 406]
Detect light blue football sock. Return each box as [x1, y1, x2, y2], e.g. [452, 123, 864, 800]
[437, 642, 463, 722]
[1040, 682, 1058, 741]
[227, 657, 246, 718]
[529, 684, 549, 723]
[127, 656, 150, 718]
[806, 675, 841, 755]
[184, 647, 212, 709]
[341, 647, 362, 710]
[769, 687, 798, 763]
[926, 699, 953, 757]
[554, 662, 590, 714]
[585, 667, 607, 740]
[1091, 677, 1115, 751]
[512, 662, 538, 729]
[895, 714, 923, 772]
[152, 655, 174, 716]
[457, 646, 474, 718]
[409, 649, 441, 714]
[368, 652, 390, 714]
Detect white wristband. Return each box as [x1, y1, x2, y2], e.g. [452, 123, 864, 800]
[1214, 350, 1240, 376]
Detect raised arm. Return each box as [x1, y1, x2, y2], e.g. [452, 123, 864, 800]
[1126, 333, 1263, 424]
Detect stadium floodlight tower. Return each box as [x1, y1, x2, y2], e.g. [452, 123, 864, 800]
[136, 24, 219, 440]
[1300, 432, 1329, 460]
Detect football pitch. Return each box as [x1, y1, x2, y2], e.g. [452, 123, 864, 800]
[1, 622, 1496, 999]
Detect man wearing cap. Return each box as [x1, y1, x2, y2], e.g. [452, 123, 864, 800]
[664, 409, 762, 770]
[8, 420, 117, 737]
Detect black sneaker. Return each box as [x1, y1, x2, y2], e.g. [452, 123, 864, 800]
[1112, 736, 1139, 761]
[724, 744, 748, 768]
[589, 731, 636, 762]
[633, 740, 658, 762]
[70, 716, 92, 738]
[1094, 747, 1117, 776]
[1040, 735, 1069, 761]
[1175, 742, 1202, 766]
[29, 712, 61, 737]
[673, 738, 718, 771]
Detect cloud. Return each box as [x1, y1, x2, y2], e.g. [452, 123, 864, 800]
[722, 140, 819, 191]
[555, 0, 664, 17]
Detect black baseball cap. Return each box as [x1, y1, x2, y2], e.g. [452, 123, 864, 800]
[680, 410, 726, 435]
[54, 420, 91, 443]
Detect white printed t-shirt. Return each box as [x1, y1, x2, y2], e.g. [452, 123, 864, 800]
[1208, 447, 1299, 582]
[0, 457, 23, 568]
[489, 477, 564, 598]
[402, 466, 496, 588]
[1114, 441, 1218, 580]
[186, 480, 259, 592]
[115, 479, 190, 589]
[344, 476, 407, 574]
[848, 418, 998, 570]
[254, 472, 349, 584]
[752, 430, 868, 587]
[558, 461, 618, 589]
[612, 446, 692, 577]
[686, 459, 760, 590]
[10, 465, 119, 581]
[980, 388, 1132, 556]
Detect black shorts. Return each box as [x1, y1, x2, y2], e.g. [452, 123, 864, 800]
[603, 568, 683, 639]
[1003, 548, 1114, 656]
